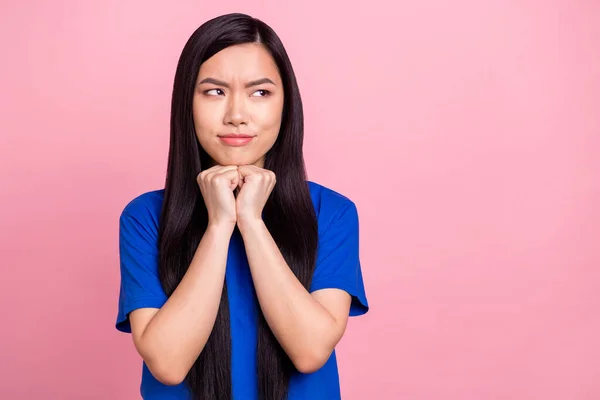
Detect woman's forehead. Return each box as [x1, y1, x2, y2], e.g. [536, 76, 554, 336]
[199, 43, 279, 79]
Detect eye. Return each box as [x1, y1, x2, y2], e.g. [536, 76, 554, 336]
[204, 89, 225, 96]
[251, 89, 271, 97]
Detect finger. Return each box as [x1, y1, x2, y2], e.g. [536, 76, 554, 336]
[198, 165, 222, 181]
[238, 165, 260, 178]
[268, 173, 276, 191]
[230, 174, 240, 190]
[200, 164, 234, 178]
[222, 168, 240, 190]
[237, 170, 244, 189]
[213, 168, 240, 185]
[204, 165, 238, 182]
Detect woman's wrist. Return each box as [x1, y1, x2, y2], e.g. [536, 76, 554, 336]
[206, 221, 236, 237]
[236, 216, 264, 236]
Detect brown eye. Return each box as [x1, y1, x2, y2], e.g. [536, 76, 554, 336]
[251, 89, 270, 97]
[205, 89, 225, 96]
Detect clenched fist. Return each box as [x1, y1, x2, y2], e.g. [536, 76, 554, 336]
[197, 165, 276, 229]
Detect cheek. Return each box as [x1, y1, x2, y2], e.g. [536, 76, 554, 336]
[193, 100, 219, 134]
[257, 100, 284, 131]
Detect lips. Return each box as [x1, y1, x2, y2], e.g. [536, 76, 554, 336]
[218, 134, 255, 147]
[218, 133, 254, 138]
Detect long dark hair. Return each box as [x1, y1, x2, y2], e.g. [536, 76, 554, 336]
[157, 13, 318, 400]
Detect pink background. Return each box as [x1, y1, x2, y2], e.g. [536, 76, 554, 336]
[1, 1, 599, 399]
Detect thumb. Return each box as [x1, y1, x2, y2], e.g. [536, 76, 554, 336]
[238, 170, 245, 189]
[229, 173, 239, 190]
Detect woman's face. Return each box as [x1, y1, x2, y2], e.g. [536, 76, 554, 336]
[193, 43, 284, 168]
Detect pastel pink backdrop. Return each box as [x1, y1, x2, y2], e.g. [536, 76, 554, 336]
[1, 1, 599, 399]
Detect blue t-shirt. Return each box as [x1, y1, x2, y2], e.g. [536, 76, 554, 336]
[116, 181, 369, 399]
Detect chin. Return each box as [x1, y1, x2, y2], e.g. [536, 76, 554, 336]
[214, 155, 259, 167]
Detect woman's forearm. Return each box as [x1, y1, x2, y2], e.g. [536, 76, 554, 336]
[238, 219, 343, 374]
[137, 223, 233, 384]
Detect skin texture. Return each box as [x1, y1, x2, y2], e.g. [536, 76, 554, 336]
[128, 43, 352, 385]
[193, 42, 284, 169]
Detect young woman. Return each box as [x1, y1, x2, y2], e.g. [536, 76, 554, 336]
[115, 12, 369, 400]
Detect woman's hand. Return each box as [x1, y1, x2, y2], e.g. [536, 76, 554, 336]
[196, 165, 240, 230]
[235, 165, 276, 226]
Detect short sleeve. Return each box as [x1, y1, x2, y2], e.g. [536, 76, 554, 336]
[116, 206, 168, 333]
[309, 202, 369, 317]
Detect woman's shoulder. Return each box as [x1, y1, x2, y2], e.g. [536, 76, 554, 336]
[307, 180, 358, 223]
[119, 188, 165, 223]
[308, 180, 356, 206]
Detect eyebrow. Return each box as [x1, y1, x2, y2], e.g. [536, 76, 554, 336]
[198, 77, 276, 88]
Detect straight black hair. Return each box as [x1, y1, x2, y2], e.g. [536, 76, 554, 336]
[157, 13, 318, 400]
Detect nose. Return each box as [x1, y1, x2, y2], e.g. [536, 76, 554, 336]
[223, 93, 248, 127]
